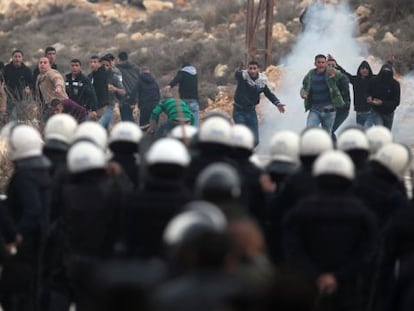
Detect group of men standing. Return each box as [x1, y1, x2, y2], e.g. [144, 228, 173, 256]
[231, 53, 400, 148]
[301, 53, 400, 135]
[0, 47, 201, 133]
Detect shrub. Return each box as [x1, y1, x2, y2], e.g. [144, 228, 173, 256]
[197, 0, 244, 32]
[373, 0, 414, 23]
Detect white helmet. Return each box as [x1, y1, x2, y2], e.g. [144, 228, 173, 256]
[67, 141, 106, 173]
[300, 127, 333, 157]
[269, 130, 300, 163]
[231, 124, 254, 151]
[44, 114, 78, 144]
[198, 116, 232, 146]
[163, 201, 227, 246]
[249, 153, 264, 169]
[365, 125, 393, 155]
[73, 121, 107, 150]
[145, 138, 190, 167]
[373, 143, 411, 179]
[313, 150, 355, 180]
[109, 121, 143, 145]
[169, 124, 198, 141]
[337, 128, 369, 152]
[7, 124, 43, 161]
[195, 162, 242, 200]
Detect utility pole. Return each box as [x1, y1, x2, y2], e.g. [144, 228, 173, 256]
[245, 0, 275, 67]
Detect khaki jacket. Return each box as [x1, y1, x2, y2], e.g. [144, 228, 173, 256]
[36, 69, 68, 104]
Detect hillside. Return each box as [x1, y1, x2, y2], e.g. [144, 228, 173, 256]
[1, 0, 413, 88]
[1, 0, 414, 191]
[1, 0, 413, 128]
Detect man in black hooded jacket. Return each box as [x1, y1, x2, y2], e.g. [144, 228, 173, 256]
[334, 59, 375, 128]
[116, 51, 140, 122]
[127, 66, 160, 131]
[367, 63, 400, 130]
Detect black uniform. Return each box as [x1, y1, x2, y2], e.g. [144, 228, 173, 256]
[0, 198, 19, 261]
[125, 173, 192, 259]
[231, 148, 266, 224]
[266, 157, 318, 262]
[382, 206, 414, 311]
[61, 169, 123, 310]
[0, 156, 52, 311]
[109, 152, 140, 189]
[283, 182, 378, 311]
[353, 161, 410, 228]
[185, 143, 237, 192]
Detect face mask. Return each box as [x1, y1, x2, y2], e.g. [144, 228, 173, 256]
[381, 70, 393, 79]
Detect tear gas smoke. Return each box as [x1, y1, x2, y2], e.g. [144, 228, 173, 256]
[257, 1, 414, 153]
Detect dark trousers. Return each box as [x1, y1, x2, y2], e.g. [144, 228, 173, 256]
[233, 108, 259, 146]
[332, 107, 350, 141]
[371, 110, 394, 130]
[120, 102, 134, 122]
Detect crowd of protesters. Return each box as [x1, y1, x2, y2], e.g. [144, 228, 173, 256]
[0, 46, 411, 311]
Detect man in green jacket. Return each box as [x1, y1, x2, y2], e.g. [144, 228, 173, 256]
[300, 54, 345, 135]
[147, 89, 194, 138]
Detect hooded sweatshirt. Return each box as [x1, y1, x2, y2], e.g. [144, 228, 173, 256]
[337, 60, 374, 112]
[168, 65, 199, 100]
[133, 72, 160, 107]
[367, 64, 400, 114]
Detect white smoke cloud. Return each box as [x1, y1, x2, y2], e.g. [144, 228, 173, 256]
[392, 73, 414, 146]
[258, 1, 414, 154]
[257, 1, 368, 153]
